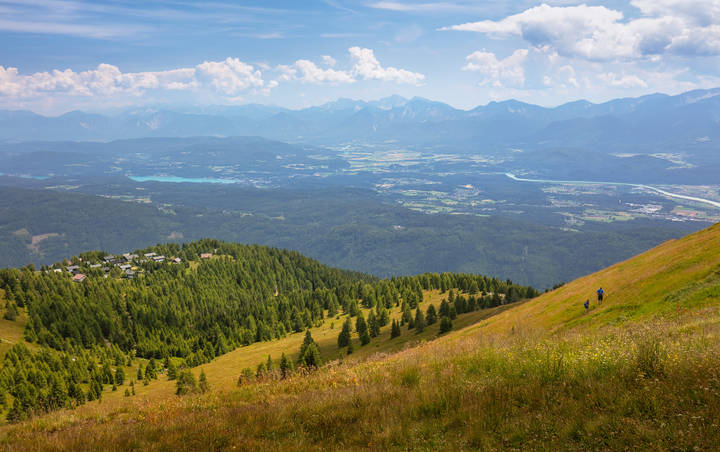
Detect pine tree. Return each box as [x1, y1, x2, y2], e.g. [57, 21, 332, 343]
[390, 319, 401, 338]
[378, 307, 390, 327]
[426, 304, 438, 325]
[439, 316, 453, 334]
[346, 340, 354, 355]
[256, 362, 267, 379]
[198, 370, 210, 393]
[368, 311, 380, 338]
[356, 313, 370, 345]
[145, 358, 157, 380]
[114, 367, 125, 385]
[337, 318, 351, 348]
[167, 360, 177, 380]
[448, 304, 457, 320]
[299, 342, 322, 368]
[439, 299, 450, 317]
[124, 388, 130, 397]
[175, 369, 197, 395]
[266, 355, 275, 376]
[3, 301, 18, 321]
[414, 307, 426, 333]
[280, 352, 292, 379]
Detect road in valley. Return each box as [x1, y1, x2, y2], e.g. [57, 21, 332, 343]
[505, 173, 720, 209]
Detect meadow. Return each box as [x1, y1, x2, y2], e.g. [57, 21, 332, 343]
[1, 223, 719, 450]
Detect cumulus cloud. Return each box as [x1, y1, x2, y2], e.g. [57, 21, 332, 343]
[462, 49, 528, 87]
[195, 58, 265, 95]
[0, 48, 424, 111]
[278, 47, 425, 85]
[277, 60, 355, 84]
[442, 2, 720, 60]
[599, 72, 648, 89]
[0, 58, 267, 101]
[348, 47, 425, 84]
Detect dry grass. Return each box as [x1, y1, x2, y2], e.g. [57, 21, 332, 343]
[3, 308, 720, 451]
[1, 224, 719, 450]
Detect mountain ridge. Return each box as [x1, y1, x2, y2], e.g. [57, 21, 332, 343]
[3, 87, 720, 146]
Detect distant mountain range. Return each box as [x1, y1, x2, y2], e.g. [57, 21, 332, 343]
[2, 88, 720, 149]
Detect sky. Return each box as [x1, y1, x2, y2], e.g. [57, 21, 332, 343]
[1, 0, 720, 114]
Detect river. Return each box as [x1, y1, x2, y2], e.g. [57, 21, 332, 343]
[505, 173, 720, 209]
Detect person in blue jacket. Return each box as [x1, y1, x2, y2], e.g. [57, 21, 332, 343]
[584, 299, 590, 313]
[597, 287, 605, 303]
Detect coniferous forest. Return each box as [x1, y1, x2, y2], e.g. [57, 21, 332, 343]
[0, 239, 537, 421]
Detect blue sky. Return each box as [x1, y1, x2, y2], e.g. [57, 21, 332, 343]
[1, 0, 720, 114]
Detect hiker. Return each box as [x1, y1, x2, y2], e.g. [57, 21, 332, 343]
[597, 287, 604, 303]
[584, 299, 590, 313]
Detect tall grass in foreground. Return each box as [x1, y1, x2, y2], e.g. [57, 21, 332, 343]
[3, 308, 720, 451]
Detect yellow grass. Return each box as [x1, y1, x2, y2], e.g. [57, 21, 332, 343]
[2, 223, 720, 450]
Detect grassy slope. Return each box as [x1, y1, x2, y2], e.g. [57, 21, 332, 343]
[0, 290, 35, 358]
[471, 222, 720, 336]
[2, 224, 720, 450]
[0, 286, 519, 422]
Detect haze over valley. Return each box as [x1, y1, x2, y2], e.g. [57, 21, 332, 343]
[1, 1, 720, 449]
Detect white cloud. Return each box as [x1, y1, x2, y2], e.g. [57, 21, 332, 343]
[277, 60, 355, 84]
[599, 72, 648, 89]
[0, 58, 266, 100]
[368, 1, 492, 13]
[348, 47, 425, 84]
[442, 3, 720, 60]
[0, 47, 425, 111]
[463, 49, 528, 87]
[631, 0, 720, 26]
[558, 65, 579, 88]
[195, 58, 265, 95]
[277, 47, 424, 85]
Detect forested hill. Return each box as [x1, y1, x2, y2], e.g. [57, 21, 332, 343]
[0, 239, 537, 422]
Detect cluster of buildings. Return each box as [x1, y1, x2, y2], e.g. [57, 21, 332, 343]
[53, 251, 185, 282]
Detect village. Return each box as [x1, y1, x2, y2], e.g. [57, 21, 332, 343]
[49, 251, 214, 282]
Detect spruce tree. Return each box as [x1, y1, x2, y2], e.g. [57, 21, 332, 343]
[279, 353, 292, 379]
[337, 318, 351, 348]
[390, 319, 401, 338]
[368, 311, 380, 338]
[175, 370, 197, 395]
[426, 304, 438, 325]
[414, 307, 426, 333]
[266, 355, 275, 376]
[114, 367, 125, 385]
[167, 361, 177, 380]
[439, 299, 450, 317]
[198, 370, 210, 393]
[439, 316, 453, 334]
[298, 330, 322, 369]
[356, 313, 370, 345]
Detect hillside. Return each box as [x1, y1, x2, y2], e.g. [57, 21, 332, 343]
[0, 184, 693, 288]
[1, 225, 719, 450]
[0, 239, 535, 423]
